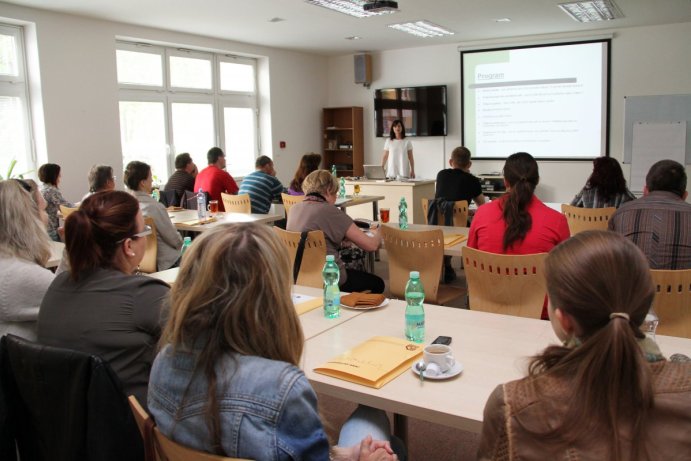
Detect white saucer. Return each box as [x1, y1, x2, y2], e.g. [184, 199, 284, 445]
[412, 361, 463, 380]
[340, 298, 390, 310]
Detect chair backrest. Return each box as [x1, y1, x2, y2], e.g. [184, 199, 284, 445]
[159, 190, 181, 208]
[272, 227, 327, 288]
[0, 334, 143, 461]
[221, 193, 251, 214]
[560, 204, 615, 235]
[462, 246, 548, 319]
[60, 204, 78, 218]
[421, 198, 469, 227]
[281, 193, 304, 218]
[650, 269, 691, 339]
[127, 396, 248, 461]
[381, 226, 446, 304]
[139, 216, 158, 274]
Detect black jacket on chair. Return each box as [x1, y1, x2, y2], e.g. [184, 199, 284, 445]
[0, 334, 143, 461]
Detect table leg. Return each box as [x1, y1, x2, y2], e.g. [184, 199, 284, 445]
[372, 201, 381, 263]
[393, 413, 408, 447]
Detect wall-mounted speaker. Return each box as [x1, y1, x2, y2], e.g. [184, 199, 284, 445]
[354, 53, 372, 87]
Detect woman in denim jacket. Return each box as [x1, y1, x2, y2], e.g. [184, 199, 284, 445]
[148, 223, 398, 461]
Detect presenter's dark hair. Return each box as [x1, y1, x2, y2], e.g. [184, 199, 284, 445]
[175, 153, 193, 170]
[389, 119, 406, 140]
[64, 191, 139, 281]
[529, 231, 654, 460]
[88, 165, 114, 193]
[123, 161, 151, 191]
[501, 152, 539, 251]
[585, 157, 628, 202]
[289, 152, 321, 193]
[646, 159, 687, 197]
[207, 147, 224, 165]
[38, 163, 61, 186]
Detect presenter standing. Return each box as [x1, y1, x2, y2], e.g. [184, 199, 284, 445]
[381, 119, 415, 179]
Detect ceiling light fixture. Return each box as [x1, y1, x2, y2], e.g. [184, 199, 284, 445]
[495, 18, 512, 23]
[558, 0, 624, 22]
[305, 0, 397, 18]
[388, 21, 455, 38]
[345, 36, 362, 40]
[268, 17, 285, 23]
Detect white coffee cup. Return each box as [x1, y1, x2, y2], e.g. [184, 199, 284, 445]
[423, 344, 455, 374]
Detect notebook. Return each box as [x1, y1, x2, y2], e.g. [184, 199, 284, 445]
[363, 164, 387, 180]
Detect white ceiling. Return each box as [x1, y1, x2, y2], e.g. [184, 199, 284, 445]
[4, 0, 691, 55]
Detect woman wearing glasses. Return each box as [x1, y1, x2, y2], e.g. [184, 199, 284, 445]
[38, 191, 169, 405]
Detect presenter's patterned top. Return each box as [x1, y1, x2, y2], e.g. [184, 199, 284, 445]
[570, 186, 636, 209]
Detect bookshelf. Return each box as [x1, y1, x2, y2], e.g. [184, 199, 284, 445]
[323, 107, 364, 177]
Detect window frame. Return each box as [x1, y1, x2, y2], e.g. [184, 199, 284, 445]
[116, 41, 260, 180]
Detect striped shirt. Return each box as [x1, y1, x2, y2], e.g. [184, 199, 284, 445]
[570, 186, 636, 209]
[238, 170, 285, 214]
[609, 191, 691, 269]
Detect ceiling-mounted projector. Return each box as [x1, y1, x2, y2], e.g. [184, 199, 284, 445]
[364, 1, 399, 13]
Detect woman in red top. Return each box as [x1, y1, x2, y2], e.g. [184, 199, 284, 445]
[468, 152, 569, 254]
[468, 153, 569, 319]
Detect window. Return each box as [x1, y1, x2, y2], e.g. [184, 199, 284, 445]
[0, 25, 32, 178]
[116, 42, 258, 183]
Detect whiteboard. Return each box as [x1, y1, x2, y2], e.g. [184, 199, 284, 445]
[630, 121, 686, 192]
[623, 94, 691, 164]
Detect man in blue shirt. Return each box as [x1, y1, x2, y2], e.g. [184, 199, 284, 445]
[238, 156, 285, 214]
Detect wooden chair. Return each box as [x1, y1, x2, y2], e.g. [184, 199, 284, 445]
[561, 204, 615, 235]
[462, 247, 548, 319]
[221, 193, 251, 213]
[128, 396, 249, 461]
[381, 226, 466, 305]
[59, 204, 78, 218]
[139, 216, 158, 274]
[650, 269, 691, 339]
[421, 198, 469, 227]
[281, 193, 304, 218]
[272, 227, 327, 288]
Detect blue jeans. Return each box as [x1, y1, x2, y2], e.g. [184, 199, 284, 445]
[338, 405, 407, 460]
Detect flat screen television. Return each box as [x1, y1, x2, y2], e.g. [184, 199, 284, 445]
[374, 85, 447, 137]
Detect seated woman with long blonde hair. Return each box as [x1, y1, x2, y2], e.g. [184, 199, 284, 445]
[478, 231, 691, 460]
[148, 223, 398, 461]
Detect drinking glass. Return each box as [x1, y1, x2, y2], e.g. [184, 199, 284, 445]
[353, 184, 361, 197]
[379, 208, 390, 223]
[207, 200, 219, 215]
[642, 312, 659, 341]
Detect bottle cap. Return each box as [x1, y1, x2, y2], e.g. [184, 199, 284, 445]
[410, 271, 420, 278]
[326, 255, 335, 262]
[184, 237, 191, 243]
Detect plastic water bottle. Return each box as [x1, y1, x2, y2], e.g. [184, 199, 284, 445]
[197, 188, 207, 220]
[331, 164, 338, 178]
[339, 177, 346, 198]
[405, 271, 425, 343]
[322, 255, 341, 319]
[399, 197, 409, 230]
[151, 188, 160, 202]
[180, 236, 192, 256]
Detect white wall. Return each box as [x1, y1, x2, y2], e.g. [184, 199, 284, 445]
[0, 2, 329, 201]
[326, 21, 691, 203]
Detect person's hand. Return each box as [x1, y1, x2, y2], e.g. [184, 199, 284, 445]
[57, 226, 66, 242]
[356, 435, 396, 461]
[410, 171, 416, 179]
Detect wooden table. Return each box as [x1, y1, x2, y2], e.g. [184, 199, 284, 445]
[336, 195, 385, 221]
[46, 241, 65, 268]
[302, 299, 691, 434]
[169, 209, 283, 232]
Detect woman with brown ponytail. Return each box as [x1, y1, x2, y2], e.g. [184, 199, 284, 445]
[468, 152, 569, 254]
[37, 191, 169, 405]
[478, 231, 691, 460]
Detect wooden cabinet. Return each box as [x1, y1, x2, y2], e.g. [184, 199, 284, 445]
[323, 107, 364, 177]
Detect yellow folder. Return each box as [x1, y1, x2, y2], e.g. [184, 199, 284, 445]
[294, 298, 323, 315]
[314, 336, 423, 389]
[444, 234, 467, 247]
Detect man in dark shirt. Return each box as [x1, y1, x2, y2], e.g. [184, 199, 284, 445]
[435, 146, 486, 207]
[164, 153, 197, 196]
[435, 146, 486, 281]
[609, 159, 690, 269]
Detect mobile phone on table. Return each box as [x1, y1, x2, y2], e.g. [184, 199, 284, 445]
[432, 336, 452, 346]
